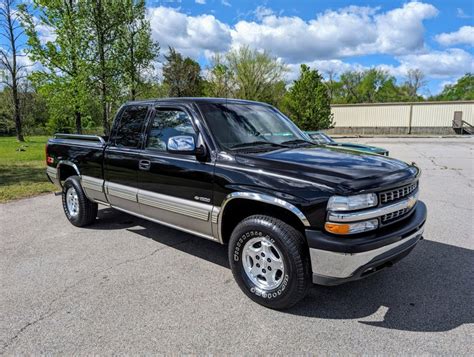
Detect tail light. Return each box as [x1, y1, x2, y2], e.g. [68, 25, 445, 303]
[45, 145, 54, 164]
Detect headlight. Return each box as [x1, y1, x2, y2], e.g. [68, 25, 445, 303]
[327, 193, 378, 211]
[325, 219, 379, 235]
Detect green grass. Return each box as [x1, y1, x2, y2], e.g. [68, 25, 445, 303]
[0, 136, 56, 202]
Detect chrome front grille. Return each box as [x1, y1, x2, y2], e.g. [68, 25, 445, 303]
[381, 207, 410, 224]
[326, 181, 420, 232]
[380, 182, 417, 204]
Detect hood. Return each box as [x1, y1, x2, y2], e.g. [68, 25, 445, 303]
[235, 145, 417, 193]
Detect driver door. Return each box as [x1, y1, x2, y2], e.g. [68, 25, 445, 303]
[136, 105, 215, 239]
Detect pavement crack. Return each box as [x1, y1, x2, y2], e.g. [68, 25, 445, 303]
[1, 237, 193, 352]
[1, 307, 60, 353]
[112, 237, 193, 269]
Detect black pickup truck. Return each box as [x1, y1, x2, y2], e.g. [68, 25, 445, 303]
[46, 98, 427, 309]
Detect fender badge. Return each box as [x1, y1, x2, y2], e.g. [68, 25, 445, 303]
[194, 196, 211, 203]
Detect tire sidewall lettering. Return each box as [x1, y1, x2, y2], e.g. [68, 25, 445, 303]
[233, 229, 289, 300]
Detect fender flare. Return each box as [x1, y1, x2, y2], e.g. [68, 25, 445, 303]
[216, 192, 310, 243]
[56, 160, 80, 186]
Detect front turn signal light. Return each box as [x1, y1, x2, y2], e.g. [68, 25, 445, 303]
[325, 223, 351, 235]
[325, 219, 379, 235]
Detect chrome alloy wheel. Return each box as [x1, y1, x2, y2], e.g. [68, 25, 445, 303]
[66, 187, 79, 217]
[242, 236, 286, 291]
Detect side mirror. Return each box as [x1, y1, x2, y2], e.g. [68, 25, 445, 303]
[167, 135, 196, 154]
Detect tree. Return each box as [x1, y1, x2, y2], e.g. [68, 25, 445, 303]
[85, 0, 128, 134]
[120, 0, 159, 100]
[282, 64, 333, 131]
[205, 53, 233, 98]
[163, 47, 203, 97]
[0, 87, 14, 134]
[324, 69, 340, 102]
[226, 46, 287, 104]
[404, 69, 427, 99]
[433, 74, 474, 101]
[20, 0, 92, 134]
[337, 70, 363, 103]
[0, 0, 26, 141]
[335, 69, 402, 103]
[0, 80, 47, 135]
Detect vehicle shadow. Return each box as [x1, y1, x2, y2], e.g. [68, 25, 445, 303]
[94, 208, 472, 332]
[288, 239, 474, 332]
[83, 208, 140, 230]
[93, 207, 229, 268]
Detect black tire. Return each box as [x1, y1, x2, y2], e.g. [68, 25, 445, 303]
[62, 176, 98, 227]
[228, 215, 311, 309]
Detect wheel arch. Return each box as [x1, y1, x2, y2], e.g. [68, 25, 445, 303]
[57, 160, 81, 186]
[217, 192, 310, 244]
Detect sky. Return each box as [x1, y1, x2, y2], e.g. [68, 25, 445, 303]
[3, 0, 473, 96]
[144, 0, 474, 96]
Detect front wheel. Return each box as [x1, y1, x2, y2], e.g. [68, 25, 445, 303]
[62, 176, 98, 227]
[228, 215, 311, 309]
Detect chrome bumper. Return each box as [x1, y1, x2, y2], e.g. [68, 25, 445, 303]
[46, 166, 60, 188]
[310, 225, 424, 285]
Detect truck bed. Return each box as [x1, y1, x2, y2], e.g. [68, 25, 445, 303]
[46, 133, 107, 189]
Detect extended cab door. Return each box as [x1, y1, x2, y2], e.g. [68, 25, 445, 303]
[104, 104, 150, 213]
[136, 105, 215, 239]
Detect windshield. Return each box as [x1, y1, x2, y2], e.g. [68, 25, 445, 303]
[308, 132, 333, 144]
[198, 102, 310, 151]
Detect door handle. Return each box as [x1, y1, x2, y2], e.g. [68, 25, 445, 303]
[139, 159, 151, 171]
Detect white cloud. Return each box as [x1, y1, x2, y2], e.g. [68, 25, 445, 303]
[221, 0, 231, 7]
[386, 49, 474, 78]
[372, 1, 438, 55]
[438, 79, 456, 92]
[147, 3, 438, 62]
[0, 47, 42, 84]
[146, 3, 470, 86]
[435, 26, 474, 46]
[287, 60, 365, 81]
[31, 16, 57, 43]
[37, 23, 57, 43]
[147, 6, 231, 58]
[230, 2, 438, 62]
[254, 6, 274, 21]
[195, 0, 206, 4]
[286, 48, 473, 83]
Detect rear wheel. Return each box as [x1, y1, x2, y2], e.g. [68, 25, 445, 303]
[62, 176, 98, 227]
[228, 215, 311, 309]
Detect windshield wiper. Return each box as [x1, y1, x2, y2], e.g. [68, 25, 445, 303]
[230, 141, 288, 150]
[280, 139, 314, 146]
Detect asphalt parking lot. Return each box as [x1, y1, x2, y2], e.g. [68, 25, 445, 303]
[1, 137, 473, 354]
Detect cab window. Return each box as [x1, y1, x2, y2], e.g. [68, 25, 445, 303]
[112, 105, 149, 148]
[146, 109, 196, 151]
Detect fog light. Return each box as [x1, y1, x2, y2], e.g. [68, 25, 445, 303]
[325, 219, 379, 235]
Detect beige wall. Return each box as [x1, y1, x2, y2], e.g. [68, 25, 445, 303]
[331, 101, 474, 128]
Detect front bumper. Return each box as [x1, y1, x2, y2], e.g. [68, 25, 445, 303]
[306, 201, 427, 285]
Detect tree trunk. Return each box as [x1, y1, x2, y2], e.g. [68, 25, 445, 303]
[13, 85, 24, 142]
[6, 1, 24, 142]
[129, 31, 136, 100]
[74, 109, 82, 134]
[101, 87, 109, 135]
[95, 0, 110, 135]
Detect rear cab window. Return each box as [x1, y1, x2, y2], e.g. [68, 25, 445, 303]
[111, 105, 149, 148]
